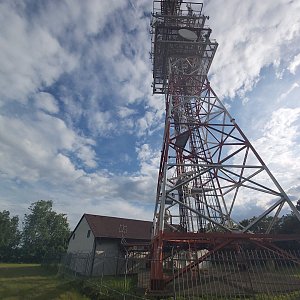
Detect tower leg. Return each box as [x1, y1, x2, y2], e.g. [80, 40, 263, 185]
[150, 233, 165, 290]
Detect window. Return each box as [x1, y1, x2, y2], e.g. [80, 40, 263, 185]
[87, 230, 91, 238]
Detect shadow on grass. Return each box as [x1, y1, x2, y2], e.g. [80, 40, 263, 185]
[16, 280, 78, 300]
[0, 265, 55, 278]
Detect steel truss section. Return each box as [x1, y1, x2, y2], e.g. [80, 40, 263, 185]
[150, 0, 300, 294]
[153, 74, 300, 237]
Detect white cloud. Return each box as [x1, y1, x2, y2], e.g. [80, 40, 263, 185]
[288, 53, 300, 74]
[0, 110, 158, 227]
[34, 92, 59, 114]
[117, 107, 137, 118]
[277, 82, 300, 102]
[253, 107, 300, 192]
[242, 97, 249, 105]
[137, 144, 152, 161]
[136, 143, 160, 180]
[84, 199, 153, 221]
[50, 0, 160, 139]
[0, 0, 161, 226]
[0, 2, 77, 104]
[36, 0, 127, 41]
[204, 0, 300, 98]
[0, 112, 97, 183]
[87, 111, 117, 136]
[136, 109, 164, 137]
[76, 144, 97, 169]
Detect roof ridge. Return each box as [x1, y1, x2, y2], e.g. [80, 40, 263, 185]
[80, 214, 152, 240]
[84, 213, 151, 223]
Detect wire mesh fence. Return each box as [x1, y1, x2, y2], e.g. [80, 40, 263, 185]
[60, 249, 300, 299]
[169, 249, 300, 299]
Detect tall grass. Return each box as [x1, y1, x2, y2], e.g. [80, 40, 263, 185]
[0, 263, 89, 300]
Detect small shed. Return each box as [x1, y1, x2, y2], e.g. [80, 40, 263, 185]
[66, 214, 152, 276]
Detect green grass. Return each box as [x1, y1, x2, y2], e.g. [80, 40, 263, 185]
[0, 263, 89, 300]
[80, 275, 144, 299]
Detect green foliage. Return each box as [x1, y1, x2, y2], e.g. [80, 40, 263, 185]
[0, 210, 20, 262]
[277, 213, 300, 234]
[240, 216, 280, 233]
[240, 211, 300, 235]
[22, 200, 71, 263]
[255, 291, 300, 300]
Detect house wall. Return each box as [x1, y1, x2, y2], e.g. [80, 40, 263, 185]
[92, 238, 125, 276]
[67, 216, 95, 254]
[66, 217, 95, 275]
[65, 215, 150, 276]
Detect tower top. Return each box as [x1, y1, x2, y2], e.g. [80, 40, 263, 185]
[151, 0, 218, 94]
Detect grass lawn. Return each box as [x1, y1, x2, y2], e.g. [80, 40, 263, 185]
[0, 263, 89, 300]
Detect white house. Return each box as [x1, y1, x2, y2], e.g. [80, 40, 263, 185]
[65, 214, 152, 276]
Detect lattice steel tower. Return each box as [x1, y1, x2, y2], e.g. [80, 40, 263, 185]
[150, 0, 300, 290]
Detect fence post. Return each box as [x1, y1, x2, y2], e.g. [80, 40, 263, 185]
[171, 247, 176, 300]
[124, 249, 129, 300]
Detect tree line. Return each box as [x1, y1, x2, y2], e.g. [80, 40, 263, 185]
[1, 200, 299, 263]
[240, 200, 300, 235]
[0, 200, 70, 263]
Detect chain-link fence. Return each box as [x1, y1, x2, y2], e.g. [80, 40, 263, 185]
[60, 249, 300, 299]
[59, 251, 150, 299]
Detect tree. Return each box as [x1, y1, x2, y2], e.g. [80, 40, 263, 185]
[277, 213, 300, 235]
[0, 210, 20, 262]
[22, 200, 70, 263]
[240, 216, 280, 234]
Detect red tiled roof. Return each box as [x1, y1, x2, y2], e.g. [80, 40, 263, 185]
[84, 214, 152, 240]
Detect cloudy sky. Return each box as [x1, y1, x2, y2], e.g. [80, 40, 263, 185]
[1, 0, 300, 229]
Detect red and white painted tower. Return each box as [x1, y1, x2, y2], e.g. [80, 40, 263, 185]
[150, 0, 300, 291]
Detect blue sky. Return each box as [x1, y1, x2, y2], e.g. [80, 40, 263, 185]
[0, 0, 300, 228]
